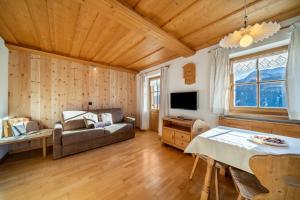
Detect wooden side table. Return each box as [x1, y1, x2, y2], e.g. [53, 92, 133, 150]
[0, 129, 53, 157]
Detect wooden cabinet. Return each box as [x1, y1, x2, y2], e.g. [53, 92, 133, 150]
[162, 117, 207, 151]
[162, 127, 174, 144]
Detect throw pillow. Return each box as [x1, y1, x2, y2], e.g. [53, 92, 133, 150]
[94, 121, 106, 128]
[12, 122, 26, 136]
[100, 113, 113, 126]
[83, 113, 98, 128]
[25, 121, 40, 133]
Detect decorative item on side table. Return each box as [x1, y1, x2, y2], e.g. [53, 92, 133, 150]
[0, 118, 53, 158]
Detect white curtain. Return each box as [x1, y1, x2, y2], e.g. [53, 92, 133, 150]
[209, 48, 230, 114]
[136, 73, 149, 130]
[287, 23, 300, 120]
[158, 66, 169, 136]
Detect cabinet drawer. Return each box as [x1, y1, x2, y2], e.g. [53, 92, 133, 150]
[174, 138, 189, 150]
[162, 128, 174, 144]
[174, 131, 190, 142]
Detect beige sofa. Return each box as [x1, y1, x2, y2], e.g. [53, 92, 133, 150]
[53, 108, 135, 159]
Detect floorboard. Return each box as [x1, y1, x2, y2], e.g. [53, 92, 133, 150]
[0, 131, 237, 200]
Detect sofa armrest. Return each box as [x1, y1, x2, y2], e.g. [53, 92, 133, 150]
[124, 117, 135, 128]
[53, 123, 63, 159]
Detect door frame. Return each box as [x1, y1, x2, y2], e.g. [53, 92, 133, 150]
[148, 76, 160, 131]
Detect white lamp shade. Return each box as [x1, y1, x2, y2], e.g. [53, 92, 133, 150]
[219, 21, 281, 48]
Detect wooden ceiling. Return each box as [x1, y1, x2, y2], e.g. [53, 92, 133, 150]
[0, 0, 299, 72]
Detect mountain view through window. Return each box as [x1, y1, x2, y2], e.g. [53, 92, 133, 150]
[233, 50, 288, 109]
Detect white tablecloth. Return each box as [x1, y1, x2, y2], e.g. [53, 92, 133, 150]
[185, 126, 300, 173]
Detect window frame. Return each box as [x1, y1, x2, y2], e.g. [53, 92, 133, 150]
[229, 46, 288, 116]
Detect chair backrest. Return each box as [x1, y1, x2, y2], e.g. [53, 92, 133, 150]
[250, 154, 300, 200]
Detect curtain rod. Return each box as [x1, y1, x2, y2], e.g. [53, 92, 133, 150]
[140, 65, 169, 75]
[208, 21, 300, 53]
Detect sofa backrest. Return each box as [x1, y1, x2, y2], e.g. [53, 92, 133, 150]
[61, 108, 123, 130]
[96, 108, 124, 123]
[61, 111, 88, 131]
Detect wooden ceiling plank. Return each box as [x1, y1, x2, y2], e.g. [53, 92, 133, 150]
[137, 54, 178, 71]
[194, 3, 300, 52]
[118, 0, 141, 8]
[179, 0, 261, 40]
[125, 47, 164, 68]
[47, 0, 81, 54]
[90, 24, 135, 61]
[93, 31, 145, 63]
[0, 0, 38, 46]
[46, 0, 57, 53]
[0, 17, 18, 44]
[88, 0, 195, 57]
[79, 15, 114, 59]
[70, 4, 99, 57]
[25, 0, 53, 51]
[24, 0, 41, 49]
[162, 0, 258, 39]
[134, 0, 197, 27]
[111, 37, 162, 67]
[126, 47, 175, 69]
[183, 0, 300, 49]
[6, 43, 138, 74]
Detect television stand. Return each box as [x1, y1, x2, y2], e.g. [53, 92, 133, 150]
[162, 116, 207, 151]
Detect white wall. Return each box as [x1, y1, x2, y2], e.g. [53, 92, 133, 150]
[140, 45, 219, 127]
[0, 37, 9, 159]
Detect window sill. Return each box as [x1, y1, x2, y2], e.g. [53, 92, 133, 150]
[224, 113, 300, 125]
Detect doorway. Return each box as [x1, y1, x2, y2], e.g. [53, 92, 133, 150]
[149, 76, 160, 132]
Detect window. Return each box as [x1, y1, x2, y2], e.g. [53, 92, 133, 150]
[230, 47, 288, 115]
[150, 77, 160, 110]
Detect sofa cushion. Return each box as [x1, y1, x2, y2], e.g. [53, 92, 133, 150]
[94, 121, 106, 128]
[97, 108, 124, 123]
[100, 113, 113, 125]
[83, 113, 98, 128]
[62, 111, 97, 131]
[104, 123, 133, 134]
[62, 128, 105, 146]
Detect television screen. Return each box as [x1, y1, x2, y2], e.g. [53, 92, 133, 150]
[170, 92, 198, 110]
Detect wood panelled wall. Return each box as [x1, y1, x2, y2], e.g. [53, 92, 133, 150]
[8, 50, 136, 128]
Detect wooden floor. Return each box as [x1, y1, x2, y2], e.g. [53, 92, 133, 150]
[0, 131, 237, 200]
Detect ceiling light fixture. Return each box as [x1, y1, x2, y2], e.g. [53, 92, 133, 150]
[219, 0, 280, 48]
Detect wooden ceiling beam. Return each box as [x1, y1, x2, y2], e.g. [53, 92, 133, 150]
[5, 43, 138, 74]
[87, 0, 195, 57]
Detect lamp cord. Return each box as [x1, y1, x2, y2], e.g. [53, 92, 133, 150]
[244, 0, 248, 28]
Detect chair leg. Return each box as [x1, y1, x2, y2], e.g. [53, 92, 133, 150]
[190, 155, 200, 180]
[215, 167, 219, 200]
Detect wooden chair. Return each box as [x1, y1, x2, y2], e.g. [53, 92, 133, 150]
[230, 154, 300, 200]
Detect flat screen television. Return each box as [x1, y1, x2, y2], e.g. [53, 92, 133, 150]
[170, 91, 198, 110]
